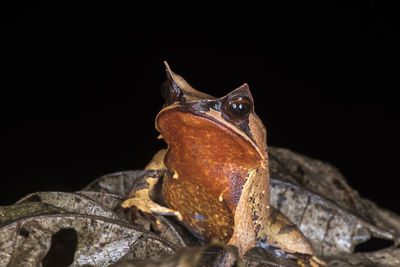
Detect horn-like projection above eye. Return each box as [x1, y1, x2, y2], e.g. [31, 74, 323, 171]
[163, 61, 184, 103]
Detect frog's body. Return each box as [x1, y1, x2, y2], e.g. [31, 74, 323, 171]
[122, 62, 324, 265]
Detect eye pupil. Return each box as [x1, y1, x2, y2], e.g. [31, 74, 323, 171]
[224, 98, 252, 119]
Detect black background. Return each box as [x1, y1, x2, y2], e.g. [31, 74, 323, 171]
[2, 3, 399, 215]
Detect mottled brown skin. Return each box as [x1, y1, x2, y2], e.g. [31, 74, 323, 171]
[122, 62, 325, 266]
[158, 110, 262, 242]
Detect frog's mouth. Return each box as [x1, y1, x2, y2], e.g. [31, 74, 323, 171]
[156, 105, 266, 163]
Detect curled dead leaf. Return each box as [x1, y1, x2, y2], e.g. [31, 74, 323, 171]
[0, 194, 179, 266]
[269, 147, 400, 259]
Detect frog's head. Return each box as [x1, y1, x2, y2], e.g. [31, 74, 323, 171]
[156, 61, 267, 163]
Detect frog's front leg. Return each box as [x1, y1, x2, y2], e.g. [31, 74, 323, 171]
[121, 149, 182, 221]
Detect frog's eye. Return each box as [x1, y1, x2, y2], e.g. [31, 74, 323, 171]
[223, 97, 252, 120]
[160, 80, 171, 100]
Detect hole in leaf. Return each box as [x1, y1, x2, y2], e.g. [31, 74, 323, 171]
[42, 228, 77, 267]
[354, 237, 393, 252]
[19, 228, 29, 237]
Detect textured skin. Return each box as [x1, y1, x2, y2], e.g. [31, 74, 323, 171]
[158, 110, 263, 242]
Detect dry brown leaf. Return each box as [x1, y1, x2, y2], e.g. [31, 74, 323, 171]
[113, 240, 242, 267]
[83, 170, 151, 196]
[269, 147, 400, 259]
[76, 191, 124, 210]
[0, 197, 179, 266]
[17, 191, 125, 221]
[326, 247, 400, 266]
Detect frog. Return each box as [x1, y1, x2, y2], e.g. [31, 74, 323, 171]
[122, 62, 325, 266]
